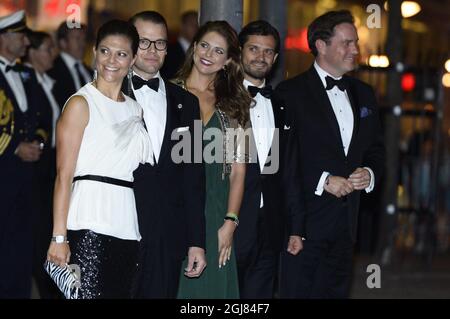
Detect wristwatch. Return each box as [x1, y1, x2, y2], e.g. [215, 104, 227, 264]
[51, 235, 68, 244]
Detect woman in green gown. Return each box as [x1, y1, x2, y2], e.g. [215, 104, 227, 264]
[174, 21, 253, 299]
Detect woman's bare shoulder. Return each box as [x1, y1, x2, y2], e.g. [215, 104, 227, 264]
[60, 95, 89, 126]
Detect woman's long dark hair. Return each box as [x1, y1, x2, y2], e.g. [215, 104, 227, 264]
[176, 21, 251, 127]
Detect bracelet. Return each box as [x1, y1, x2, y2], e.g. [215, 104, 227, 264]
[224, 216, 239, 227]
[225, 212, 238, 219]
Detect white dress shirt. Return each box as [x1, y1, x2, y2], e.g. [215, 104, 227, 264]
[244, 79, 275, 208]
[178, 36, 190, 53]
[36, 72, 60, 147]
[132, 71, 166, 163]
[0, 55, 27, 112]
[60, 52, 91, 90]
[313, 61, 374, 195]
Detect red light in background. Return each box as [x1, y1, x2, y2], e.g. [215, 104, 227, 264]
[44, 0, 81, 17]
[44, 0, 59, 16]
[401, 73, 416, 92]
[0, 0, 25, 12]
[285, 28, 309, 52]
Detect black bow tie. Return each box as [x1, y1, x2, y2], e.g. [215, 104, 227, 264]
[248, 85, 273, 98]
[1, 61, 21, 73]
[325, 75, 347, 91]
[132, 75, 159, 91]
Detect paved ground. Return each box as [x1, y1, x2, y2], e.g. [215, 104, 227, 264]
[350, 254, 450, 298]
[32, 254, 450, 299]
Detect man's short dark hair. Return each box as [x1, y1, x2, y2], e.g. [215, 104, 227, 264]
[128, 11, 168, 34]
[181, 10, 198, 25]
[307, 10, 354, 56]
[24, 30, 51, 62]
[238, 20, 280, 53]
[56, 22, 87, 42]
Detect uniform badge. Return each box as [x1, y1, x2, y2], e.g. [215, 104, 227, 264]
[0, 90, 14, 155]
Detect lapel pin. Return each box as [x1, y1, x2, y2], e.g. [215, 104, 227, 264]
[280, 106, 284, 110]
[177, 103, 183, 109]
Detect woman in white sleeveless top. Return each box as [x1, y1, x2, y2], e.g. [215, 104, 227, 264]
[46, 20, 153, 298]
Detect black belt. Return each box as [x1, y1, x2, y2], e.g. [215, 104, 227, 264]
[73, 175, 133, 188]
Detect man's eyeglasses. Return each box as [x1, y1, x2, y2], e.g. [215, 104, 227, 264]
[139, 38, 167, 51]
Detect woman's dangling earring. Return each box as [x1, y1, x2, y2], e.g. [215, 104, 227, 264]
[127, 68, 134, 93]
[93, 69, 98, 82]
[128, 68, 133, 82]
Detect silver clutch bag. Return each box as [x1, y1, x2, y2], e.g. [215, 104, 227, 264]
[44, 260, 81, 299]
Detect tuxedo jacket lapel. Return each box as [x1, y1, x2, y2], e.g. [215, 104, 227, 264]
[271, 95, 284, 130]
[266, 96, 285, 169]
[344, 77, 360, 155]
[306, 67, 345, 158]
[121, 76, 136, 101]
[158, 80, 174, 164]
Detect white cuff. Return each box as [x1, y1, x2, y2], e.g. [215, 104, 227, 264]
[364, 167, 375, 193]
[315, 171, 330, 196]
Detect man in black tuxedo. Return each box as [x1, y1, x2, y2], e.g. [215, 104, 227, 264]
[48, 22, 92, 108]
[276, 10, 384, 298]
[0, 11, 49, 298]
[235, 20, 303, 298]
[160, 11, 198, 80]
[24, 30, 62, 299]
[123, 11, 206, 298]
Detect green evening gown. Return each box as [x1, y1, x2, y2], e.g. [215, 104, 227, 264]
[177, 112, 240, 299]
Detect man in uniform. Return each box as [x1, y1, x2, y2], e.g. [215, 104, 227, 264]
[0, 10, 49, 298]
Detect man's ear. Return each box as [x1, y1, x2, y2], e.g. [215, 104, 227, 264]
[59, 38, 67, 51]
[131, 54, 137, 67]
[273, 52, 279, 64]
[315, 39, 327, 55]
[27, 47, 35, 61]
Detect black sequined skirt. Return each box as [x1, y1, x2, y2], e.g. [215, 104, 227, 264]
[67, 229, 139, 299]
